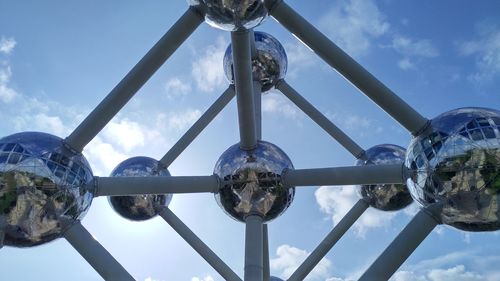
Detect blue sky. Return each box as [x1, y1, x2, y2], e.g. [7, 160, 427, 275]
[1, 0, 500, 280]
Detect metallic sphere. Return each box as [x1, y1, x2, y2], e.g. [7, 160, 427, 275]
[224, 31, 288, 92]
[108, 157, 172, 221]
[0, 132, 94, 247]
[356, 144, 413, 211]
[405, 107, 500, 231]
[214, 140, 294, 222]
[188, 0, 268, 31]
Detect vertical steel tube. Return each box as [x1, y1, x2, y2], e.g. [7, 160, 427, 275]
[64, 8, 204, 152]
[160, 208, 242, 281]
[288, 199, 369, 281]
[0, 230, 4, 249]
[231, 30, 258, 150]
[245, 215, 264, 281]
[254, 80, 263, 140]
[268, 1, 429, 135]
[359, 207, 440, 281]
[63, 221, 134, 281]
[277, 80, 365, 158]
[263, 224, 270, 281]
[160, 86, 235, 167]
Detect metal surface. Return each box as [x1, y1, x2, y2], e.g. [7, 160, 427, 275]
[268, 0, 429, 135]
[0, 132, 93, 247]
[356, 144, 413, 211]
[160, 208, 242, 281]
[160, 86, 235, 168]
[263, 224, 270, 281]
[254, 80, 263, 140]
[245, 215, 264, 281]
[288, 199, 369, 281]
[284, 164, 405, 187]
[214, 140, 295, 222]
[64, 221, 134, 281]
[406, 107, 500, 231]
[64, 8, 203, 152]
[277, 80, 365, 158]
[108, 157, 172, 221]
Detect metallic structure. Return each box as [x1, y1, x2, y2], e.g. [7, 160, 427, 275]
[0, 0, 499, 280]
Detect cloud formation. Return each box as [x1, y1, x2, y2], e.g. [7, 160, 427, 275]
[271, 244, 331, 280]
[0, 37, 16, 55]
[191, 36, 227, 93]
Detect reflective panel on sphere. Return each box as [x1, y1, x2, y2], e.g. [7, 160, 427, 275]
[187, 0, 268, 31]
[108, 157, 172, 221]
[224, 31, 287, 92]
[356, 144, 412, 211]
[0, 132, 94, 247]
[405, 107, 500, 231]
[214, 141, 294, 222]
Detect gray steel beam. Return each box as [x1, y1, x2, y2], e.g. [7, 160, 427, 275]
[267, 0, 429, 135]
[0, 230, 4, 249]
[245, 215, 264, 281]
[64, 221, 134, 281]
[263, 224, 270, 281]
[160, 86, 235, 167]
[276, 80, 365, 158]
[64, 8, 203, 152]
[160, 208, 242, 281]
[359, 206, 441, 281]
[94, 175, 219, 197]
[231, 30, 258, 150]
[254, 80, 263, 140]
[288, 199, 369, 281]
[284, 164, 405, 187]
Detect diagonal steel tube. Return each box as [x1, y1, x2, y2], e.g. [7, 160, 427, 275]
[284, 164, 405, 187]
[263, 224, 270, 281]
[231, 30, 258, 150]
[160, 208, 242, 281]
[160, 86, 236, 167]
[276, 80, 365, 158]
[359, 205, 441, 281]
[94, 175, 219, 197]
[245, 215, 264, 281]
[288, 199, 369, 281]
[64, 8, 204, 152]
[64, 221, 134, 281]
[267, 0, 429, 135]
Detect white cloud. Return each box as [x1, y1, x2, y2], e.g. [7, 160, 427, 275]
[315, 186, 396, 236]
[191, 36, 227, 93]
[144, 277, 165, 281]
[319, 0, 389, 57]
[262, 92, 301, 120]
[391, 36, 439, 58]
[191, 275, 214, 281]
[0, 65, 18, 103]
[84, 136, 129, 176]
[271, 244, 331, 280]
[392, 265, 486, 281]
[157, 108, 202, 132]
[0, 37, 16, 55]
[284, 42, 317, 75]
[398, 58, 415, 70]
[165, 77, 191, 99]
[102, 118, 146, 152]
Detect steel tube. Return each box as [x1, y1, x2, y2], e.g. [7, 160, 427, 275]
[64, 221, 134, 281]
[231, 30, 258, 150]
[160, 208, 242, 281]
[263, 224, 270, 281]
[359, 207, 440, 281]
[64, 8, 203, 152]
[160, 86, 235, 167]
[245, 215, 264, 281]
[277, 80, 365, 158]
[254, 80, 263, 140]
[0, 230, 4, 249]
[284, 164, 405, 187]
[288, 199, 369, 281]
[95, 175, 219, 197]
[268, 1, 428, 135]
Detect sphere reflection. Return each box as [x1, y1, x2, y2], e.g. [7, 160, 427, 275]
[356, 144, 412, 211]
[0, 132, 94, 247]
[224, 31, 287, 92]
[405, 107, 500, 231]
[187, 0, 268, 31]
[108, 157, 172, 221]
[214, 141, 294, 222]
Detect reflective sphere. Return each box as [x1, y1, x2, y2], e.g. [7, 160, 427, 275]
[214, 141, 294, 222]
[356, 144, 413, 211]
[187, 0, 268, 31]
[0, 132, 94, 247]
[405, 107, 500, 231]
[108, 157, 172, 221]
[224, 31, 287, 92]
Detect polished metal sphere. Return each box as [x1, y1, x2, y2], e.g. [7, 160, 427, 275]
[214, 140, 294, 222]
[356, 144, 413, 211]
[108, 157, 172, 221]
[0, 132, 94, 247]
[187, 0, 268, 31]
[224, 31, 287, 92]
[405, 107, 500, 231]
